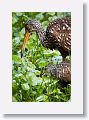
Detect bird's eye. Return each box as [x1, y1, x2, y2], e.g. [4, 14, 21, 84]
[27, 24, 29, 28]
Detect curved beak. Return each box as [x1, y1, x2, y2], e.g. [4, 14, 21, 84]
[21, 29, 31, 58]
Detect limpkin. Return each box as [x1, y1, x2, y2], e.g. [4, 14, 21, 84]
[46, 60, 71, 91]
[47, 61, 71, 83]
[21, 16, 71, 61]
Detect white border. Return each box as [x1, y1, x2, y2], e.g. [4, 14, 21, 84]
[0, 0, 83, 114]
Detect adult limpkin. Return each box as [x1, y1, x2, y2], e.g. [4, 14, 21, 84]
[21, 16, 71, 61]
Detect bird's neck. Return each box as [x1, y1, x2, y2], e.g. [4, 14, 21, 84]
[36, 28, 46, 46]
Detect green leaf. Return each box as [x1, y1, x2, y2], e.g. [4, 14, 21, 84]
[21, 83, 30, 90]
[12, 55, 21, 63]
[36, 95, 48, 102]
[34, 70, 41, 76]
[38, 60, 47, 67]
[12, 96, 18, 102]
[48, 12, 55, 16]
[32, 77, 42, 86]
[36, 13, 44, 20]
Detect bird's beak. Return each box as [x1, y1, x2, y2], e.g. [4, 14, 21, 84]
[21, 29, 31, 58]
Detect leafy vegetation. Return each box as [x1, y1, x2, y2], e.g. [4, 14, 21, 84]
[12, 12, 71, 102]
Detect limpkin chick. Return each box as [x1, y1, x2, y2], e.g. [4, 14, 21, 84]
[21, 16, 71, 60]
[46, 61, 71, 88]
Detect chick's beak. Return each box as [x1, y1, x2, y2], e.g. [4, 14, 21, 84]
[21, 29, 31, 58]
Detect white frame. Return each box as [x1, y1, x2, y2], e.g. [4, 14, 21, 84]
[0, 0, 83, 114]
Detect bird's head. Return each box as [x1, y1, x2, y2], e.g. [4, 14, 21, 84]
[25, 20, 40, 32]
[21, 19, 42, 58]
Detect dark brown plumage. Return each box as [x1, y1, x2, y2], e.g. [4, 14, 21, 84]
[21, 16, 71, 60]
[47, 61, 71, 84]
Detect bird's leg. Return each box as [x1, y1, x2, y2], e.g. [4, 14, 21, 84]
[21, 29, 31, 58]
[62, 56, 66, 61]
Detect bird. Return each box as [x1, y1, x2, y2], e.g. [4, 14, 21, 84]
[46, 60, 71, 91]
[46, 61, 71, 84]
[21, 16, 71, 61]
